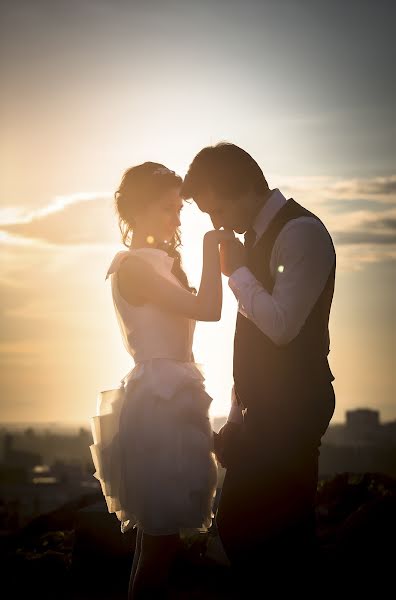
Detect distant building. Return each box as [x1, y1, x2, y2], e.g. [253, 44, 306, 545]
[346, 409, 380, 444]
[0, 427, 93, 466]
[3, 433, 42, 469]
[320, 409, 396, 477]
[323, 409, 396, 447]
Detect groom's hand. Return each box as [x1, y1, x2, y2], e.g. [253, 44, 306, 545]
[220, 239, 246, 277]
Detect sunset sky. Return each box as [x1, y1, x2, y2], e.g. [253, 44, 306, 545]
[1, 0, 395, 427]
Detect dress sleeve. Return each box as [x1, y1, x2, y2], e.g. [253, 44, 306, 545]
[105, 251, 130, 280]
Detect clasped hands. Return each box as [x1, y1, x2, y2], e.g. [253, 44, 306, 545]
[205, 229, 247, 277]
[220, 237, 247, 277]
[213, 421, 242, 468]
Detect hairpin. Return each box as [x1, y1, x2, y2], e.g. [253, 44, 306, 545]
[152, 167, 175, 176]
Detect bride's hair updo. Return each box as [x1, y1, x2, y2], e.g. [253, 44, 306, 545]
[115, 161, 195, 293]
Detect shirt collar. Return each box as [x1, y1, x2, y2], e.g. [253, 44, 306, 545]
[252, 188, 288, 242]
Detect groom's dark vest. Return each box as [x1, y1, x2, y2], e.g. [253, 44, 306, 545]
[233, 199, 335, 430]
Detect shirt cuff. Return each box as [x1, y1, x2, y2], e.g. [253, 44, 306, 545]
[228, 266, 257, 296]
[228, 266, 258, 319]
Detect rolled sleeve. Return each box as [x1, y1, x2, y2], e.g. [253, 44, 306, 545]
[227, 218, 335, 346]
[228, 267, 259, 318]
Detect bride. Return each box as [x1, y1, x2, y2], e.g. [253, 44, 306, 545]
[89, 161, 234, 598]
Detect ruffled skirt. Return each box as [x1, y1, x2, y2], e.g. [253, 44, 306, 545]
[89, 359, 218, 535]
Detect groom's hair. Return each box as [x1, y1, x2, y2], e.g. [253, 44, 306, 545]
[181, 142, 269, 203]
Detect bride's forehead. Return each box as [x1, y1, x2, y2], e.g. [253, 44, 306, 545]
[157, 189, 183, 208]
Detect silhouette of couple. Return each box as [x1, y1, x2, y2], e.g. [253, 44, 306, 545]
[90, 142, 336, 598]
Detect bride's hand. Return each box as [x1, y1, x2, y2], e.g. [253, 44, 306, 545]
[220, 238, 246, 276]
[204, 229, 236, 244]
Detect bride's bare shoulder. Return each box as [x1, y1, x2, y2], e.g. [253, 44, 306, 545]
[116, 255, 152, 305]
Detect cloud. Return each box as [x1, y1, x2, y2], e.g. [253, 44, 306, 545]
[0, 192, 117, 245]
[379, 218, 396, 230]
[331, 175, 396, 199]
[334, 231, 396, 245]
[334, 244, 396, 272]
[331, 207, 396, 246]
[279, 174, 396, 204]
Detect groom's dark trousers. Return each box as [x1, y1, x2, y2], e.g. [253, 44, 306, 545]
[216, 199, 336, 594]
[216, 384, 335, 594]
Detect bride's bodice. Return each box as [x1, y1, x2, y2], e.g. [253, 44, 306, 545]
[106, 248, 195, 364]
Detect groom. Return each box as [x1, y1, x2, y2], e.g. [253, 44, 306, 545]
[181, 143, 336, 592]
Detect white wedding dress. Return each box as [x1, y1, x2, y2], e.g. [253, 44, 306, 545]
[89, 247, 218, 535]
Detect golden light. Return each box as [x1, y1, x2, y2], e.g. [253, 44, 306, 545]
[278, 265, 285, 273]
[146, 235, 155, 245]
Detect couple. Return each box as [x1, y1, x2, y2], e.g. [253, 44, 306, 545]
[90, 143, 336, 598]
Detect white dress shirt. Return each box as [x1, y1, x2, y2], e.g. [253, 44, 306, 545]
[227, 189, 335, 425]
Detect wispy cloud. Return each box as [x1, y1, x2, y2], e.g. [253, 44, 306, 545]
[329, 207, 396, 244]
[331, 175, 396, 199]
[0, 192, 116, 245]
[0, 192, 110, 226]
[279, 174, 396, 204]
[333, 244, 396, 271]
[334, 231, 396, 245]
